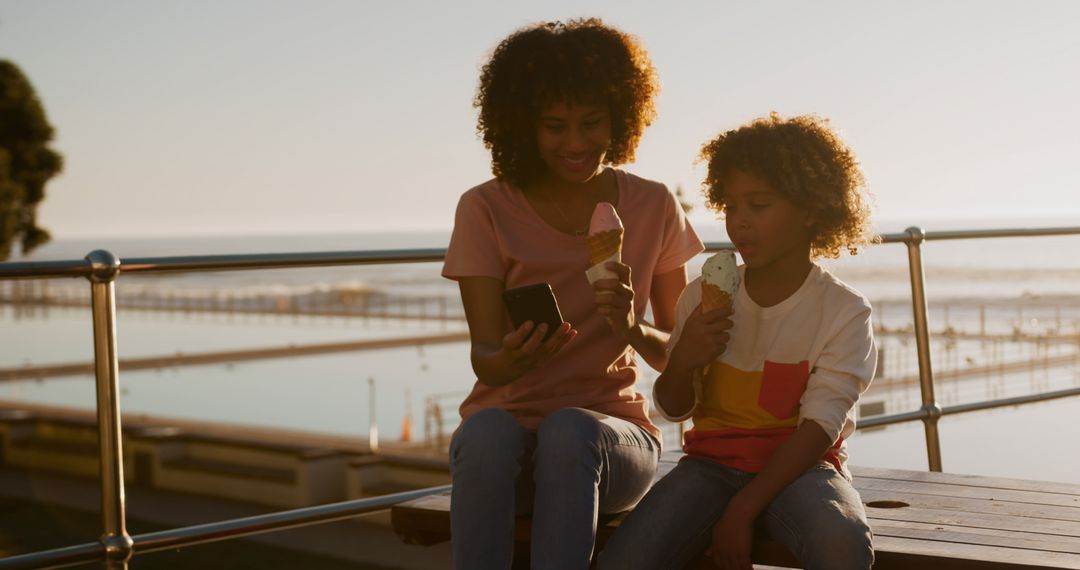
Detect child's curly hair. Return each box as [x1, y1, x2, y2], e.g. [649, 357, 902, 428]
[701, 113, 875, 258]
[475, 18, 659, 188]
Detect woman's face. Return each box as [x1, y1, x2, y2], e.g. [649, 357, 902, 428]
[535, 100, 612, 185]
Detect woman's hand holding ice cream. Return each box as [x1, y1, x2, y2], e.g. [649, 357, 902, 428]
[588, 202, 636, 336]
[593, 260, 636, 338]
[585, 201, 685, 373]
[585, 203, 623, 284]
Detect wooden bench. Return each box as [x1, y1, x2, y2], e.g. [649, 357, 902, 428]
[391, 451, 1080, 569]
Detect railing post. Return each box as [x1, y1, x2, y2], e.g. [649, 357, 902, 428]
[86, 250, 134, 568]
[903, 228, 943, 472]
[368, 377, 379, 453]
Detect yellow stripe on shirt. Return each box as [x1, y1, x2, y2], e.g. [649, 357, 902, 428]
[693, 362, 801, 431]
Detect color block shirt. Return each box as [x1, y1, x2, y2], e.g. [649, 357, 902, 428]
[656, 264, 876, 473]
[442, 169, 704, 441]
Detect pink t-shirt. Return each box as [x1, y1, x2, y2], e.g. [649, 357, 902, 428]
[442, 169, 704, 441]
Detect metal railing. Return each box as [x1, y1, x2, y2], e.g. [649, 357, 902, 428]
[0, 484, 452, 570]
[1, 226, 1079, 569]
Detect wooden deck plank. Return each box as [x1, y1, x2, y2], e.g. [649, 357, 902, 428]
[856, 476, 1080, 508]
[870, 519, 1080, 554]
[853, 466, 1080, 497]
[871, 535, 1080, 570]
[860, 487, 1080, 523]
[864, 509, 1080, 546]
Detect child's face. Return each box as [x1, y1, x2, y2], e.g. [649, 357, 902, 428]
[535, 100, 612, 185]
[721, 170, 813, 271]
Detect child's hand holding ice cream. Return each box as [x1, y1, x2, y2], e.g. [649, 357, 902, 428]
[666, 250, 739, 373]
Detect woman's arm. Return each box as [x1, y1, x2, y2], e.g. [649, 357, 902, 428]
[593, 264, 689, 371]
[628, 265, 689, 371]
[459, 276, 576, 387]
[632, 264, 689, 370]
[648, 265, 688, 332]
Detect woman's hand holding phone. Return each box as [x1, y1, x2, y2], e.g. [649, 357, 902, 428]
[500, 319, 576, 376]
[498, 283, 576, 377]
[461, 278, 577, 387]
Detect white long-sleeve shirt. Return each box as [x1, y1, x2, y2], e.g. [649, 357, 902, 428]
[654, 264, 876, 473]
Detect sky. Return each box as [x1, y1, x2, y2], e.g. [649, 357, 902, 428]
[1, 1, 1078, 239]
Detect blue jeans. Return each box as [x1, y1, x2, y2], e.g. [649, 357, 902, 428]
[597, 456, 873, 570]
[449, 407, 660, 570]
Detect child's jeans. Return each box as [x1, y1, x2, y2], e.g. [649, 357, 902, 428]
[596, 455, 874, 570]
[449, 407, 659, 570]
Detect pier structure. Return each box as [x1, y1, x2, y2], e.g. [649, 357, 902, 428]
[0, 278, 465, 323]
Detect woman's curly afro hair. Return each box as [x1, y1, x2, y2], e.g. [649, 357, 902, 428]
[700, 113, 876, 259]
[474, 18, 659, 188]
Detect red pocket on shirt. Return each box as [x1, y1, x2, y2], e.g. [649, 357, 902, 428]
[757, 360, 810, 420]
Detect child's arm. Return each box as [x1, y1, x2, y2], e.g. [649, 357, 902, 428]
[594, 263, 687, 371]
[654, 305, 733, 418]
[459, 276, 577, 386]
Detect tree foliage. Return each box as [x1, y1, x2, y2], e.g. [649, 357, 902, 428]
[0, 60, 63, 260]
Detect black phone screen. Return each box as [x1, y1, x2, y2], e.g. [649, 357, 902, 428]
[502, 283, 564, 342]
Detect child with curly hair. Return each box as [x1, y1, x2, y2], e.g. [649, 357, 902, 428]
[598, 113, 878, 570]
[442, 18, 703, 569]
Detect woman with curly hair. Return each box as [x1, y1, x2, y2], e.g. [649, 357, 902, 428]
[441, 18, 703, 569]
[598, 113, 877, 570]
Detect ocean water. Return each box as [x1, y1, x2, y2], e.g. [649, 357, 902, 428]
[3, 222, 1080, 483]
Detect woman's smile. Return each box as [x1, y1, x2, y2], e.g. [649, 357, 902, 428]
[536, 101, 612, 185]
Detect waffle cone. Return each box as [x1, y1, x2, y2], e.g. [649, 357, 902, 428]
[587, 229, 623, 266]
[701, 282, 733, 313]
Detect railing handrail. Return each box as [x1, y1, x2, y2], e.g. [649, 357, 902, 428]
[0, 485, 452, 570]
[4, 224, 1079, 280]
[874, 225, 1080, 243]
[2, 223, 1080, 569]
[0, 247, 449, 280]
[858, 386, 1080, 429]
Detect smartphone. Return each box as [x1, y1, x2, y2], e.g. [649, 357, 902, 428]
[502, 283, 565, 342]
